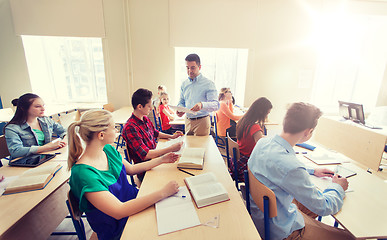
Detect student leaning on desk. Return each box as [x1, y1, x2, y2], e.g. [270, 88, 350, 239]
[248, 102, 354, 240]
[67, 109, 179, 240]
[4, 93, 66, 159]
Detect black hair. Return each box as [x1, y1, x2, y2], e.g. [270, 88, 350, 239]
[11, 99, 18, 107]
[236, 97, 273, 140]
[131, 88, 153, 109]
[185, 54, 201, 66]
[4, 93, 41, 131]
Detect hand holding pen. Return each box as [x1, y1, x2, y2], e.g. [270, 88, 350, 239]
[314, 168, 336, 178]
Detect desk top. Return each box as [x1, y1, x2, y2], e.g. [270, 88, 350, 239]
[112, 106, 133, 125]
[121, 136, 260, 240]
[0, 108, 14, 122]
[297, 145, 387, 239]
[0, 146, 69, 237]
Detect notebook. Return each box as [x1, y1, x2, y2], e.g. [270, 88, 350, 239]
[9, 154, 56, 167]
[304, 152, 343, 165]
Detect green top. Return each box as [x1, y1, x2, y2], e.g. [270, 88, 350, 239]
[32, 129, 45, 146]
[69, 144, 125, 212]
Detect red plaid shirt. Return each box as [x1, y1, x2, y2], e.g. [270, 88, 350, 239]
[122, 114, 159, 165]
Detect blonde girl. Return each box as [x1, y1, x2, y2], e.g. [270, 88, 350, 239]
[68, 109, 179, 240]
[158, 92, 178, 134]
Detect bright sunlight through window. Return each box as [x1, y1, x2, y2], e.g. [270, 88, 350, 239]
[22, 36, 107, 104]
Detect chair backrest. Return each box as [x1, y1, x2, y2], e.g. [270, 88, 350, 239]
[152, 107, 161, 131]
[0, 135, 10, 159]
[248, 168, 277, 218]
[103, 103, 115, 112]
[123, 148, 137, 187]
[67, 190, 87, 240]
[58, 110, 80, 129]
[226, 131, 241, 189]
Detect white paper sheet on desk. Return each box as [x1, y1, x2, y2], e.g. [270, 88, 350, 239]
[157, 136, 185, 154]
[169, 105, 197, 115]
[155, 186, 201, 235]
[310, 175, 353, 193]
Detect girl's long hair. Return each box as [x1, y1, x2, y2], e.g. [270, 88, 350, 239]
[4, 93, 40, 131]
[67, 109, 112, 170]
[236, 97, 272, 140]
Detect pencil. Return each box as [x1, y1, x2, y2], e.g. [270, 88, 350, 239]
[178, 168, 195, 176]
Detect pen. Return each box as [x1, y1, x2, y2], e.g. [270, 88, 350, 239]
[295, 152, 307, 154]
[172, 194, 186, 198]
[178, 168, 195, 176]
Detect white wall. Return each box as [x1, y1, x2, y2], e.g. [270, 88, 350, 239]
[1, 0, 387, 123]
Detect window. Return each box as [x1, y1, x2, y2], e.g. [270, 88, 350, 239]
[175, 47, 248, 107]
[310, 13, 387, 114]
[21, 36, 107, 104]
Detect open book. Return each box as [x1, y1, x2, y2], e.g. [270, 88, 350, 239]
[184, 172, 229, 208]
[177, 147, 205, 170]
[4, 163, 62, 195]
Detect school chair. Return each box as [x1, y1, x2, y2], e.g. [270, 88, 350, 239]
[66, 190, 98, 240]
[152, 108, 162, 131]
[58, 110, 80, 129]
[124, 148, 137, 188]
[0, 135, 10, 167]
[226, 132, 242, 190]
[213, 113, 226, 148]
[244, 169, 277, 240]
[103, 103, 115, 112]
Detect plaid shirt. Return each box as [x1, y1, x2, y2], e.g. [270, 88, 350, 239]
[122, 114, 159, 165]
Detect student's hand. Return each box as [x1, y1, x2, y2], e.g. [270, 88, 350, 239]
[169, 142, 183, 152]
[0, 175, 4, 182]
[190, 102, 203, 112]
[314, 168, 335, 178]
[160, 152, 179, 164]
[170, 116, 175, 121]
[332, 175, 349, 191]
[172, 131, 184, 139]
[176, 111, 185, 117]
[161, 180, 179, 198]
[46, 140, 67, 150]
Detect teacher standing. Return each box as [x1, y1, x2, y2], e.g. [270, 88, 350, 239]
[177, 54, 219, 136]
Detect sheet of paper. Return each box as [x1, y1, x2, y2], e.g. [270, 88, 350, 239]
[0, 176, 19, 196]
[155, 186, 201, 235]
[169, 105, 197, 115]
[310, 175, 353, 193]
[157, 136, 185, 154]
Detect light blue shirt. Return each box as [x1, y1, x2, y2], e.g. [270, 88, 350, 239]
[4, 116, 66, 159]
[248, 135, 345, 240]
[177, 74, 219, 119]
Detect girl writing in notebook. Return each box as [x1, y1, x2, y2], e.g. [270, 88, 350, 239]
[230, 97, 272, 181]
[67, 109, 179, 240]
[4, 93, 67, 159]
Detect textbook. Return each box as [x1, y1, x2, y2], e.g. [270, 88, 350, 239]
[177, 147, 205, 170]
[184, 172, 229, 208]
[4, 163, 62, 195]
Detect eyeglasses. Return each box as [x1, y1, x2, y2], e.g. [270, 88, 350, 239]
[225, 90, 231, 93]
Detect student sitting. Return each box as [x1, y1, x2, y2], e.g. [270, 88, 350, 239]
[229, 97, 272, 181]
[216, 88, 243, 139]
[4, 93, 66, 159]
[122, 88, 184, 182]
[152, 85, 167, 115]
[68, 109, 179, 240]
[158, 92, 178, 134]
[248, 102, 354, 240]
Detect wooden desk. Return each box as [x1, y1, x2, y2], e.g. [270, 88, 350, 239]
[121, 136, 260, 239]
[297, 145, 387, 239]
[112, 106, 133, 125]
[313, 116, 387, 171]
[0, 146, 70, 240]
[0, 108, 14, 122]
